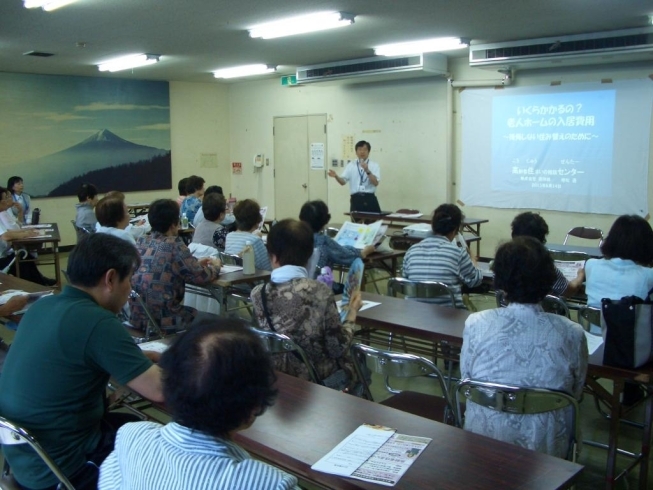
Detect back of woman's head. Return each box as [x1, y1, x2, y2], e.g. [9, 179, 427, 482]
[494, 236, 556, 304]
[95, 196, 126, 227]
[267, 219, 314, 267]
[431, 204, 463, 236]
[149, 199, 181, 233]
[233, 199, 261, 231]
[601, 215, 653, 265]
[299, 200, 330, 233]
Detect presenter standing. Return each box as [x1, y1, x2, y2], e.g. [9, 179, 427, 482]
[328, 140, 381, 212]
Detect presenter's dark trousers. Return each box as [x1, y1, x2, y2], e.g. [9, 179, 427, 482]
[350, 192, 381, 213]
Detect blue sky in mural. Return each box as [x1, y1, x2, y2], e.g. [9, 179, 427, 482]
[0, 73, 170, 164]
[0, 73, 171, 197]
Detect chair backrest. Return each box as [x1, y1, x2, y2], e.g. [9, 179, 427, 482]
[387, 277, 456, 307]
[307, 248, 321, 279]
[249, 327, 321, 384]
[563, 226, 603, 245]
[541, 295, 570, 318]
[577, 305, 601, 332]
[71, 219, 94, 243]
[218, 251, 243, 266]
[495, 290, 508, 308]
[0, 416, 75, 490]
[350, 343, 454, 423]
[455, 378, 580, 461]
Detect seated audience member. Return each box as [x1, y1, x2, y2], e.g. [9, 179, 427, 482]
[176, 177, 189, 207]
[7, 175, 31, 224]
[192, 185, 236, 230]
[180, 175, 205, 223]
[299, 200, 375, 270]
[585, 214, 653, 308]
[0, 187, 56, 286]
[130, 199, 221, 331]
[99, 190, 150, 240]
[75, 183, 99, 233]
[99, 321, 300, 490]
[461, 237, 587, 458]
[511, 212, 584, 297]
[584, 215, 653, 405]
[0, 234, 163, 490]
[402, 203, 482, 308]
[192, 192, 228, 250]
[225, 199, 271, 270]
[251, 219, 361, 389]
[95, 195, 135, 244]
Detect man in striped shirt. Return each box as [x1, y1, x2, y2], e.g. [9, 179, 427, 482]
[99, 320, 300, 490]
[402, 204, 483, 309]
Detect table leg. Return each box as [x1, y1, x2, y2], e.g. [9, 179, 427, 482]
[53, 242, 60, 287]
[639, 391, 653, 490]
[605, 378, 624, 489]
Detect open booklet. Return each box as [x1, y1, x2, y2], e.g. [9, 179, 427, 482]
[0, 289, 54, 315]
[334, 221, 387, 249]
[311, 424, 431, 487]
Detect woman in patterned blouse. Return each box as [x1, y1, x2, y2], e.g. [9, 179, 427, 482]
[130, 199, 222, 332]
[251, 219, 362, 389]
[460, 237, 587, 458]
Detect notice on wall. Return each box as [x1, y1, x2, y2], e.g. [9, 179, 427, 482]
[231, 162, 242, 175]
[342, 135, 355, 161]
[310, 142, 325, 169]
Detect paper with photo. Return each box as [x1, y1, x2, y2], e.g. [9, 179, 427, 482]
[340, 258, 364, 322]
[335, 221, 386, 249]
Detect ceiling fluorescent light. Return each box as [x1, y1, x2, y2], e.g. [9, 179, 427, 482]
[248, 11, 355, 39]
[97, 54, 160, 72]
[374, 37, 469, 56]
[213, 64, 277, 79]
[24, 0, 78, 11]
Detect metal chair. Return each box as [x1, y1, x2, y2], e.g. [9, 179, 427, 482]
[250, 327, 322, 384]
[455, 379, 581, 462]
[387, 277, 456, 306]
[577, 305, 600, 332]
[218, 251, 254, 316]
[70, 219, 94, 244]
[350, 343, 456, 425]
[563, 226, 604, 246]
[541, 294, 571, 318]
[122, 290, 166, 344]
[497, 292, 570, 318]
[0, 416, 75, 490]
[324, 227, 339, 238]
[0, 249, 28, 275]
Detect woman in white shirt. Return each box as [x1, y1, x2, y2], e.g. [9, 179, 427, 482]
[95, 195, 136, 245]
[7, 176, 31, 225]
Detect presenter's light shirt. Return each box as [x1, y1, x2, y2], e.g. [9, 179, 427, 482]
[340, 160, 380, 194]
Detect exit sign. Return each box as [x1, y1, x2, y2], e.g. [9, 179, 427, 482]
[280, 75, 297, 86]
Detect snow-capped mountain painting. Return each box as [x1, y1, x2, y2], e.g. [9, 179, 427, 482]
[0, 73, 171, 197]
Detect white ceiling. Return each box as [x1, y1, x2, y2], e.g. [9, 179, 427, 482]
[0, 0, 651, 83]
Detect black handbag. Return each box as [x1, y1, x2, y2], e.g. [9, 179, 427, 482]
[601, 287, 653, 368]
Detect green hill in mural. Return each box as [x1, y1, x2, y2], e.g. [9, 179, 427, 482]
[48, 152, 172, 197]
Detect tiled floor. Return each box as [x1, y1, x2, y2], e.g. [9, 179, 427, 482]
[2, 257, 652, 489]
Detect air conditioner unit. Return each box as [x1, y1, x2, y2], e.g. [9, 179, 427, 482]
[470, 26, 653, 70]
[296, 53, 448, 84]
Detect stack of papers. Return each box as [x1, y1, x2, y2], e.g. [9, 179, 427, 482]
[220, 264, 244, 274]
[311, 424, 431, 486]
[387, 213, 423, 218]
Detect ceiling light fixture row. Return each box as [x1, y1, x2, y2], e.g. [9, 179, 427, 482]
[23, 0, 78, 11]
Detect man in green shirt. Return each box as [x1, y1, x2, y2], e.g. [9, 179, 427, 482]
[0, 233, 163, 490]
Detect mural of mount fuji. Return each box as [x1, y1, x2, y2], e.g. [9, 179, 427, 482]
[9, 129, 171, 197]
[0, 73, 171, 198]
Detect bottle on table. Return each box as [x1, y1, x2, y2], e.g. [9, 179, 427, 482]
[242, 241, 255, 275]
[181, 213, 189, 230]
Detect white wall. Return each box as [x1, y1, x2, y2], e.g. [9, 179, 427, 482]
[27, 80, 230, 247]
[228, 60, 653, 258]
[228, 76, 449, 223]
